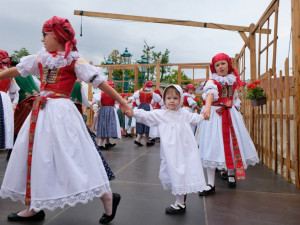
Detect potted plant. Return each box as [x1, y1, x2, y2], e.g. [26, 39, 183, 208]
[245, 80, 266, 106]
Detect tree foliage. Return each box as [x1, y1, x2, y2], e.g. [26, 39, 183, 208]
[11, 48, 30, 61]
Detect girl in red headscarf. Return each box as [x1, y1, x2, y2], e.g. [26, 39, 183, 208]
[131, 81, 163, 146]
[196, 53, 259, 196]
[0, 17, 132, 223]
[92, 81, 121, 150]
[182, 83, 201, 134]
[0, 50, 20, 153]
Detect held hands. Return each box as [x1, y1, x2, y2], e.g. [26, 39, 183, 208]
[201, 107, 211, 120]
[121, 103, 133, 118]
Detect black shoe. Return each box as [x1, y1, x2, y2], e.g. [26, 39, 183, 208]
[220, 170, 228, 180]
[165, 202, 186, 215]
[199, 184, 215, 196]
[228, 175, 236, 188]
[134, 141, 143, 147]
[99, 193, 121, 224]
[146, 142, 155, 146]
[8, 210, 45, 221]
[150, 138, 156, 143]
[99, 146, 108, 150]
[105, 143, 116, 148]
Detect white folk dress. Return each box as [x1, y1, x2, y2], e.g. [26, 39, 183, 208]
[133, 84, 207, 195]
[195, 73, 259, 170]
[0, 76, 19, 150]
[0, 49, 111, 211]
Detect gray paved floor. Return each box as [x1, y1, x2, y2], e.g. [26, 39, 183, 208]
[1, 137, 300, 225]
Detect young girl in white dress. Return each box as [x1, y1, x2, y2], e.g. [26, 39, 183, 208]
[133, 84, 207, 215]
[196, 53, 259, 196]
[0, 16, 133, 224]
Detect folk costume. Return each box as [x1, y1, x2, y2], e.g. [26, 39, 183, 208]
[182, 84, 198, 134]
[0, 17, 112, 212]
[93, 81, 121, 140]
[0, 50, 19, 150]
[195, 53, 259, 189]
[132, 81, 162, 139]
[149, 89, 163, 140]
[133, 85, 206, 213]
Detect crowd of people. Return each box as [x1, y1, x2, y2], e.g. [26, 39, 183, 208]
[0, 15, 259, 223]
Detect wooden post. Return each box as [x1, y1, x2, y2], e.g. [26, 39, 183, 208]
[249, 23, 257, 139]
[279, 70, 284, 176]
[135, 66, 138, 91]
[291, 0, 300, 187]
[285, 58, 291, 182]
[156, 60, 161, 87]
[178, 65, 182, 85]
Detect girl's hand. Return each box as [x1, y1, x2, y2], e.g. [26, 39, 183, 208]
[121, 103, 133, 118]
[202, 107, 211, 120]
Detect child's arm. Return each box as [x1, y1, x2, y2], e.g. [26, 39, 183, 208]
[201, 80, 218, 120]
[202, 93, 213, 120]
[0, 68, 20, 80]
[98, 82, 133, 117]
[133, 109, 160, 127]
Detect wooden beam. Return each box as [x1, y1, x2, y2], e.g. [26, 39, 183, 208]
[74, 10, 271, 34]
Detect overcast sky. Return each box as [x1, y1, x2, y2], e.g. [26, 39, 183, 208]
[1, 0, 292, 80]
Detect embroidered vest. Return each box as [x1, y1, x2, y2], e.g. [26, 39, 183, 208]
[139, 91, 153, 104]
[101, 92, 115, 106]
[39, 61, 77, 96]
[183, 95, 193, 108]
[203, 79, 237, 107]
[0, 78, 11, 93]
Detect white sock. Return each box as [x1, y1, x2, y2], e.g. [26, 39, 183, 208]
[175, 194, 185, 205]
[228, 169, 235, 182]
[206, 168, 216, 187]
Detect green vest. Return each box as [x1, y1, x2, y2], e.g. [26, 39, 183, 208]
[15, 75, 39, 102]
[70, 81, 83, 104]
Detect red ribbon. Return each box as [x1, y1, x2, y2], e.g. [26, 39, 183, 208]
[215, 104, 246, 180]
[25, 93, 69, 205]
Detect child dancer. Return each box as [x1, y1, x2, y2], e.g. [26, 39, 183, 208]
[92, 81, 121, 150]
[133, 84, 207, 214]
[196, 53, 259, 196]
[182, 84, 201, 133]
[132, 81, 162, 146]
[0, 50, 19, 152]
[0, 16, 132, 224]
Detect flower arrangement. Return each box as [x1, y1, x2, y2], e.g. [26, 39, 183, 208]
[245, 80, 265, 100]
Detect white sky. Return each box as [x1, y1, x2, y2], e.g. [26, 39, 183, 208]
[1, 0, 292, 80]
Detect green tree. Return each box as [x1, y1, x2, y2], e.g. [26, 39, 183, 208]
[11, 48, 30, 61]
[151, 49, 171, 81]
[163, 69, 190, 85]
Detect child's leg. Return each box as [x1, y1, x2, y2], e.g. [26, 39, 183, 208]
[17, 207, 39, 217]
[227, 169, 236, 188]
[98, 138, 105, 146]
[207, 167, 216, 187]
[135, 134, 142, 142]
[99, 192, 121, 224]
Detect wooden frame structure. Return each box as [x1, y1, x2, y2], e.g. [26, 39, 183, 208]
[77, 0, 300, 188]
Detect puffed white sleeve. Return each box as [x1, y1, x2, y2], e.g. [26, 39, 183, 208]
[187, 97, 197, 109]
[133, 108, 160, 127]
[92, 93, 101, 103]
[132, 91, 140, 100]
[8, 79, 20, 104]
[202, 83, 219, 101]
[75, 58, 107, 88]
[186, 111, 205, 126]
[152, 92, 164, 106]
[16, 55, 40, 77]
[233, 90, 241, 110]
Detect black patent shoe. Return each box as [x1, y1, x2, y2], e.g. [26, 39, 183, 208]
[228, 175, 236, 188]
[99, 193, 121, 224]
[8, 210, 45, 221]
[165, 202, 186, 215]
[146, 142, 155, 146]
[199, 184, 215, 196]
[134, 140, 143, 147]
[105, 143, 116, 148]
[220, 169, 228, 180]
[99, 146, 108, 150]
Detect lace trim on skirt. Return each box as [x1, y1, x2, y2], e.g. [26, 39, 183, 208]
[0, 183, 111, 211]
[161, 182, 207, 195]
[202, 156, 260, 170]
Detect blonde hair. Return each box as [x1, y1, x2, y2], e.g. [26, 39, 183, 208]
[163, 86, 180, 102]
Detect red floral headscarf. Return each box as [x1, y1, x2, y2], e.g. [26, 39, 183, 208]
[185, 84, 195, 92]
[143, 81, 154, 91]
[210, 53, 243, 89]
[0, 50, 11, 69]
[42, 16, 77, 58]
